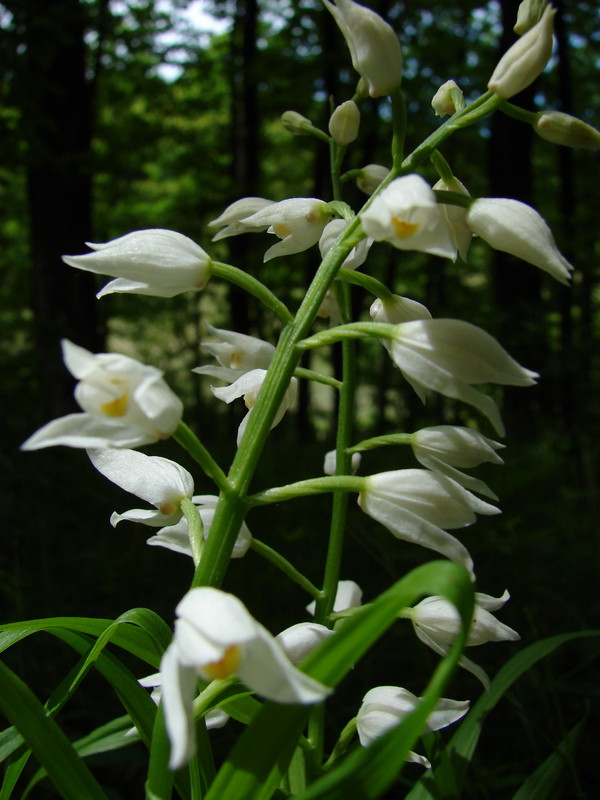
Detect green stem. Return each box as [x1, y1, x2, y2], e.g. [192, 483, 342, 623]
[499, 100, 538, 125]
[173, 421, 231, 494]
[250, 538, 322, 600]
[391, 89, 407, 171]
[293, 366, 343, 390]
[249, 476, 366, 506]
[299, 322, 396, 351]
[347, 432, 413, 453]
[337, 267, 393, 301]
[211, 261, 293, 325]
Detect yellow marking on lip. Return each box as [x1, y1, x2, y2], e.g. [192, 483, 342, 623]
[159, 501, 178, 515]
[203, 645, 241, 680]
[273, 223, 292, 238]
[391, 218, 419, 238]
[101, 393, 128, 417]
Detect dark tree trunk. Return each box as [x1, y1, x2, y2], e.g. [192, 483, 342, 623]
[20, 0, 103, 418]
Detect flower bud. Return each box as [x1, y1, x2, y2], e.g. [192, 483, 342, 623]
[488, 5, 555, 99]
[356, 163, 390, 195]
[514, 0, 548, 34]
[328, 100, 361, 146]
[323, 0, 402, 97]
[534, 111, 600, 150]
[431, 80, 463, 117]
[281, 110, 314, 135]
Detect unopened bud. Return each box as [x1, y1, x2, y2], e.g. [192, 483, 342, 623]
[356, 163, 390, 195]
[329, 100, 360, 146]
[534, 111, 600, 149]
[514, 0, 548, 34]
[281, 110, 313, 135]
[488, 5, 555, 99]
[431, 80, 464, 117]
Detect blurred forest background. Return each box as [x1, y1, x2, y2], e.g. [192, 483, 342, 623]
[1, 0, 599, 796]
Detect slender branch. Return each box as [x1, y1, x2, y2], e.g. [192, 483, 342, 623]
[211, 261, 293, 324]
[250, 539, 322, 600]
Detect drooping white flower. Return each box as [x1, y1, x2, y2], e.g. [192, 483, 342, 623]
[21, 341, 183, 450]
[88, 448, 194, 528]
[410, 426, 504, 500]
[514, 0, 548, 34]
[405, 591, 520, 690]
[359, 469, 498, 577]
[534, 111, 600, 149]
[306, 580, 363, 616]
[161, 587, 330, 768]
[370, 294, 432, 326]
[488, 5, 556, 99]
[387, 319, 538, 435]
[323, 0, 403, 97]
[147, 495, 252, 559]
[211, 369, 298, 446]
[319, 219, 373, 271]
[433, 176, 472, 262]
[200, 325, 275, 372]
[323, 449, 362, 476]
[207, 197, 275, 241]
[63, 229, 211, 299]
[329, 100, 361, 146]
[275, 622, 335, 664]
[356, 685, 469, 765]
[431, 80, 463, 117]
[360, 175, 457, 260]
[239, 198, 331, 261]
[466, 198, 573, 284]
[356, 164, 390, 196]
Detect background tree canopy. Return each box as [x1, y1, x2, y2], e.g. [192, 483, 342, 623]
[1, 0, 599, 795]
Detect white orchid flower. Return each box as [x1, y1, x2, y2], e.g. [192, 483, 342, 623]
[433, 176, 472, 262]
[410, 426, 504, 500]
[161, 587, 331, 768]
[404, 591, 520, 690]
[360, 175, 457, 260]
[387, 319, 538, 435]
[21, 341, 183, 450]
[88, 448, 194, 528]
[275, 622, 335, 664]
[488, 5, 555, 99]
[147, 495, 252, 559]
[356, 685, 469, 765]
[319, 219, 373, 272]
[63, 229, 211, 299]
[200, 325, 275, 372]
[329, 100, 361, 146]
[211, 368, 298, 446]
[359, 469, 498, 577]
[466, 197, 573, 284]
[370, 294, 432, 326]
[239, 198, 331, 261]
[207, 197, 275, 241]
[323, 0, 403, 97]
[356, 164, 390, 196]
[431, 80, 463, 117]
[323, 449, 362, 476]
[306, 580, 363, 616]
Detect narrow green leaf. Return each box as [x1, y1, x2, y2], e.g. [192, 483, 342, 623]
[406, 630, 600, 800]
[204, 561, 473, 800]
[0, 660, 109, 800]
[511, 717, 586, 800]
[146, 703, 175, 800]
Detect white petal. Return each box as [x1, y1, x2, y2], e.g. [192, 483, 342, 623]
[160, 644, 198, 769]
[176, 587, 258, 649]
[21, 413, 157, 450]
[275, 623, 334, 664]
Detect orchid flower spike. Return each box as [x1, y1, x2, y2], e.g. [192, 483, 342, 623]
[63, 229, 211, 298]
[404, 590, 520, 690]
[239, 198, 331, 261]
[356, 686, 469, 765]
[466, 197, 574, 284]
[207, 197, 275, 241]
[147, 495, 252, 559]
[323, 0, 402, 97]
[360, 175, 457, 260]
[387, 318, 538, 436]
[359, 469, 499, 578]
[21, 341, 183, 450]
[88, 448, 194, 528]
[161, 587, 330, 768]
[211, 369, 298, 446]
